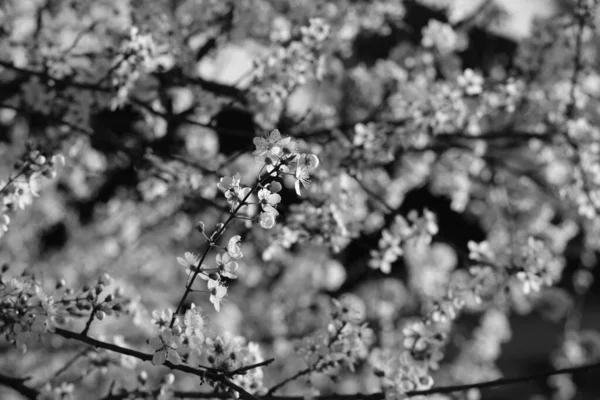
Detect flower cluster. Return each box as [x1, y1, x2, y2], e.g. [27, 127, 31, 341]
[110, 26, 157, 108]
[205, 334, 267, 395]
[369, 210, 438, 273]
[421, 20, 462, 55]
[1, 150, 65, 238]
[251, 19, 330, 106]
[177, 236, 243, 311]
[295, 297, 374, 380]
[149, 304, 205, 365]
[513, 237, 563, 295]
[371, 321, 447, 399]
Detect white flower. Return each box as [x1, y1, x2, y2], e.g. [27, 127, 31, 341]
[151, 309, 174, 330]
[227, 235, 243, 259]
[208, 279, 227, 312]
[294, 154, 319, 196]
[149, 329, 182, 365]
[260, 212, 276, 229]
[177, 252, 201, 275]
[258, 188, 281, 216]
[217, 174, 241, 193]
[183, 303, 205, 344]
[253, 129, 293, 163]
[215, 252, 238, 279]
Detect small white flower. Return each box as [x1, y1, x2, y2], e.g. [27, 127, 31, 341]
[215, 252, 238, 279]
[258, 188, 281, 216]
[260, 212, 276, 229]
[208, 279, 227, 312]
[151, 309, 174, 330]
[177, 252, 201, 275]
[227, 235, 243, 259]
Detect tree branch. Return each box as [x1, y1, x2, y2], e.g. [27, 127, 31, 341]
[52, 328, 261, 400]
[173, 360, 600, 399]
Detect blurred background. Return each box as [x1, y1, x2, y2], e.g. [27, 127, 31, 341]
[2, 0, 600, 399]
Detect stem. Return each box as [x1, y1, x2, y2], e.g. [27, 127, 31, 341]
[47, 348, 89, 383]
[267, 322, 347, 395]
[81, 308, 96, 336]
[170, 165, 278, 327]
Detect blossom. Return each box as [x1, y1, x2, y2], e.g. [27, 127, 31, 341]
[227, 235, 243, 259]
[259, 212, 276, 229]
[258, 188, 281, 215]
[458, 69, 484, 96]
[215, 252, 238, 279]
[217, 174, 251, 210]
[177, 252, 201, 275]
[208, 279, 227, 311]
[217, 174, 241, 193]
[183, 303, 205, 344]
[294, 154, 319, 196]
[151, 308, 174, 330]
[253, 129, 293, 163]
[149, 329, 182, 365]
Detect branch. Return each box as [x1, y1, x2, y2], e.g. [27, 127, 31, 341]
[170, 163, 281, 326]
[173, 360, 600, 399]
[52, 328, 260, 400]
[0, 373, 39, 400]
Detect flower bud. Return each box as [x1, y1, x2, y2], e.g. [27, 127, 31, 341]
[99, 273, 112, 285]
[172, 325, 182, 335]
[195, 221, 205, 233]
[104, 294, 114, 303]
[96, 310, 106, 320]
[163, 373, 175, 385]
[95, 284, 105, 295]
[56, 279, 66, 290]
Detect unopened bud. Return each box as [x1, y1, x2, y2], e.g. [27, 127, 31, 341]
[104, 294, 114, 303]
[95, 284, 105, 295]
[195, 221, 205, 233]
[56, 279, 66, 290]
[96, 310, 106, 320]
[99, 273, 112, 285]
[163, 373, 175, 386]
[172, 326, 182, 336]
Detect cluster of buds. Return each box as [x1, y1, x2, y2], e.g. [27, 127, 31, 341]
[68, 273, 130, 323]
